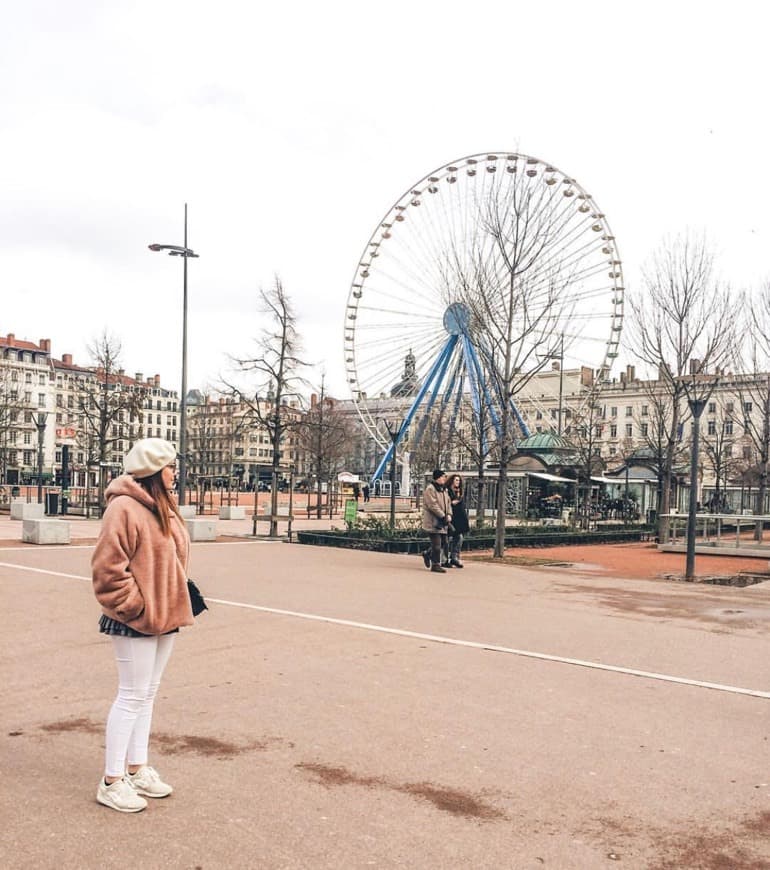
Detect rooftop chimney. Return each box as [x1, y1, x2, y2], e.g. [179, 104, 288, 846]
[135, 372, 143, 382]
[62, 354, 73, 365]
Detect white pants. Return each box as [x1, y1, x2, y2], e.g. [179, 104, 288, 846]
[104, 634, 175, 777]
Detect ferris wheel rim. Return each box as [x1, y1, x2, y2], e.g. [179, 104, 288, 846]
[344, 151, 625, 444]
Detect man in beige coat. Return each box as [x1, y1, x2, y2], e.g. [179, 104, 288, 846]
[420, 469, 453, 573]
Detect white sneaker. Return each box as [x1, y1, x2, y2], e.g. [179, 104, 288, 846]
[97, 776, 148, 813]
[126, 765, 173, 798]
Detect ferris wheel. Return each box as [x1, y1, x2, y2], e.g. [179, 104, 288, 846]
[343, 151, 624, 480]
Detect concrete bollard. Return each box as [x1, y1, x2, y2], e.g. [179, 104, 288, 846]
[218, 506, 246, 520]
[185, 518, 217, 541]
[11, 501, 45, 521]
[178, 505, 197, 519]
[22, 518, 71, 544]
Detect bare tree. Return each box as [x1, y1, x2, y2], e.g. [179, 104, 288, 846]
[225, 277, 308, 536]
[0, 361, 24, 486]
[627, 233, 737, 539]
[737, 282, 770, 535]
[450, 397, 497, 527]
[78, 331, 148, 513]
[565, 400, 605, 527]
[296, 376, 352, 518]
[456, 193, 578, 557]
[700, 400, 742, 513]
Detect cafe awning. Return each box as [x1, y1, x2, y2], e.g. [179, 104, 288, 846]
[528, 472, 575, 484]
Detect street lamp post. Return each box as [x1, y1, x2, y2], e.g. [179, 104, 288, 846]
[31, 412, 47, 504]
[556, 333, 565, 437]
[382, 419, 403, 530]
[149, 204, 199, 505]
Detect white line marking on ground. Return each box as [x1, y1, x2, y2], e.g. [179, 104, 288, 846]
[207, 597, 770, 700]
[0, 562, 90, 581]
[2, 560, 767, 700]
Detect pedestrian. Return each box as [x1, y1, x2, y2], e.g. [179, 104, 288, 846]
[421, 469, 453, 573]
[444, 473, 469, 568]
[362, 482, 370, 503]
[91, 438, 194, 813]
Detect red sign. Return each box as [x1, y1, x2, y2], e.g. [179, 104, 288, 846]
[56, 426, 77, 440]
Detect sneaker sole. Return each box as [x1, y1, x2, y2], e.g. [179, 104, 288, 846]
[132, 787, 173, 798]
[96, 792, 147, 813]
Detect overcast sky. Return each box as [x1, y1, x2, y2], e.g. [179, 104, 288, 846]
[1, 0, 767, 400]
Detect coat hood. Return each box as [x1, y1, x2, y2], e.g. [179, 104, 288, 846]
[104, 474, 158, 513]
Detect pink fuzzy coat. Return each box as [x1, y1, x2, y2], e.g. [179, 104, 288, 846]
[91, 475, 193, 635]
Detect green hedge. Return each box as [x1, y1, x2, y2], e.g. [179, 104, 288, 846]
[296, 527, 649, 553]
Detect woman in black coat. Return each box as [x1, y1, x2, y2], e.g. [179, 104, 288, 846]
[445, 474, 470, 568]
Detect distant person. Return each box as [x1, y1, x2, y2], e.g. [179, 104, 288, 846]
[91, 438, 195, 813]
[353, 484, 361, 503]
[444, 473, 469, 568]
[362, 483, 370, 502]
[420, 469, 452, 573]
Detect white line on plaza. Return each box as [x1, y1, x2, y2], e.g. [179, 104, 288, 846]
[206, 597, 770, 700]
[2, 560, 768, 700]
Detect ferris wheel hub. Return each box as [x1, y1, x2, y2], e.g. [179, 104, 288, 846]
[443, 302, 472, 336]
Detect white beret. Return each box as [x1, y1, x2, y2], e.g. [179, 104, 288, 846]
[124, 438, 177, 479]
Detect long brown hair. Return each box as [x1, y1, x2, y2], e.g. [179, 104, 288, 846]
[137, 472, 182, 536]
[448, 474, 463, 497]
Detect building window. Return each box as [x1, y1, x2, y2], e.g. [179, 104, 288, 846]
[641, 405, 648, 416]
[24, 432, 32, 445]
[625, 406, 632, 417]
[726, 401, 734, 413]
[641, 423, 648, 437]
[708, 402, 716, 414]
[744, 402, 753, 413]
[609, 447, 617, 455]
[38, 393, 46, 407]
[625, 424, 632, 436]
[23, 450, 33, 465]
[39, 374, 46, 385]
[610, 406, 618, 417]
[707, 421, 716, 435]
[610, 424, 617, 438]
[25, 373, 32, 384]
[724, 420, 733, 435]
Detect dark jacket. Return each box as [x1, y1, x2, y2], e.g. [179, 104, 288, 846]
[450, 495, 470, 535]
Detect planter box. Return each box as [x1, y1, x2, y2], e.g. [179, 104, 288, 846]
[219, 506, 246, 520]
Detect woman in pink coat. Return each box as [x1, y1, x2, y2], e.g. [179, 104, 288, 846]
[91, 438, 193, 813]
